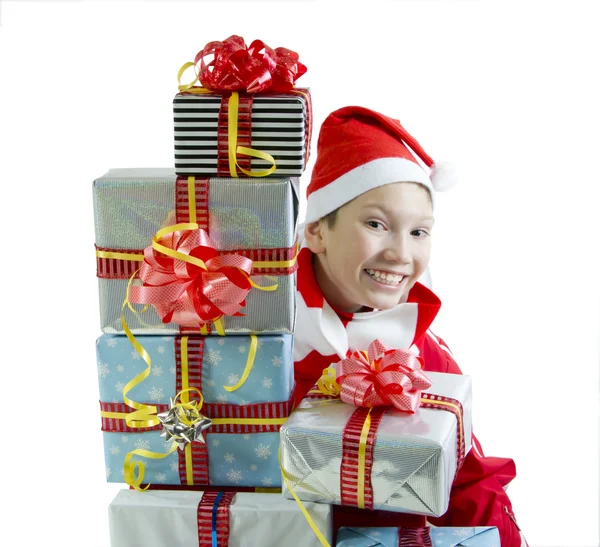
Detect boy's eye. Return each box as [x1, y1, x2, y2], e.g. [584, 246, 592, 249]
[411, 229, 429, 237]
[366, 220, 385, 230]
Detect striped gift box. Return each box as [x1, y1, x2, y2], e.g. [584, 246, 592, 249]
[98, 334, 294, 489]
[173, 89, 311, 177]
[93, 168, 299, 335]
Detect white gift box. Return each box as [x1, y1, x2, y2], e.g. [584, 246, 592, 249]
[280, 371, 473, 517]
[108, 489, 332, 547]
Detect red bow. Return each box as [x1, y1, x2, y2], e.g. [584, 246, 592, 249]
[336, 340, 433, 413]
[128, 228, 253, 328]
[193, 35, 307, 93]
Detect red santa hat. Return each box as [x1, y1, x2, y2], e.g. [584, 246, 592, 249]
[305, 106, 457, 223]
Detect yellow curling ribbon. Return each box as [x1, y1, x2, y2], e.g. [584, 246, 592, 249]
[312, 367, 341, 397]
[357, 408, 373, 510]
[123, 387, 205, 491]
[223, 334, 258, 392]
[116, 272, 160, 429]
[177, 61, 203, 92]
[227, 91, 277, 178]
[279, 449, 331, 547]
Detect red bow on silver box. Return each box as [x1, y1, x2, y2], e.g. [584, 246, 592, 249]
[319, 339, 433, 413]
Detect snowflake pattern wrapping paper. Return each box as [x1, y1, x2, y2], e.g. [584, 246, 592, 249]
[93, 168, 300, 335]
[98, 334, 293, 487]
[109, 489, 333, 547]
[280, 372, 472, 517]
[335, 526, 500, 547]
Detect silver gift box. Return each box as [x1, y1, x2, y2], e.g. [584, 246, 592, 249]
[280, 371, 472, 517]
[93, 168, 299, 335]
[174, 90, 311, 177]
[109, 489, 333, 547]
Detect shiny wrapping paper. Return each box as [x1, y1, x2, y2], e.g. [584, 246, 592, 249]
[98, 334, 294, 488]
[174, 89, 311, 177]
[335, 526, 500, 547]
[109, 489, 332, 547]
[280, 372, 472, 517]
[93, 168, 299, 335]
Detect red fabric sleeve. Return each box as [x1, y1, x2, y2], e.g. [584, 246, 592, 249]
[416, 332, 524, 546]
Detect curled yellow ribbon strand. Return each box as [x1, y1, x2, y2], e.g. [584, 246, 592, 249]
[223, 334, 258, 392]
[227, 91, 276, 177]
[279, 449, 331, 547]
[312, 367, 341, 397]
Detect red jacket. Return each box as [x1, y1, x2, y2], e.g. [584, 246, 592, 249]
[294, 331, 525, 546]
[292, 247, 524, 545]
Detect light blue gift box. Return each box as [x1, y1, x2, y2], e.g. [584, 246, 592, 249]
[97, 333, 294, 488]
[336, 526, 500, 547]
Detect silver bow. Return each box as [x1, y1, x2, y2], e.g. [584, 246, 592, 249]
[157, 397, 212, 449]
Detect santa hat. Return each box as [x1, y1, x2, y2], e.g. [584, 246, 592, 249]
[305, 106, 457, 223]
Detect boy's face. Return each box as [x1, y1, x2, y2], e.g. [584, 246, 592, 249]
[305, 182, 433, 313]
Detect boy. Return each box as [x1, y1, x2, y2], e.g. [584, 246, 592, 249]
[293, 106, 527, 546]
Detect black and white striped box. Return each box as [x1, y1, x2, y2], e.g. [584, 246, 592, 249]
[173, 90, 311, 177]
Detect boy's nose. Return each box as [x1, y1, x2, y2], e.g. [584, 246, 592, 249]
[383, 242, 410, 264]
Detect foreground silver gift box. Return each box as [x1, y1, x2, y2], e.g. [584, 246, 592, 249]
[108, 489, 332, 547]
[280, 371, 472, 517]
[93, 168, 299, 335]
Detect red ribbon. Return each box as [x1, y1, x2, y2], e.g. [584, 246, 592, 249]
[193, 35, 307, 93]
[336, 339, 432, 413]
[128, 228, 253, 328]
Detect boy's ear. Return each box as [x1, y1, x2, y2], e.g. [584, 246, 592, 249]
[304, 221, 327, 254]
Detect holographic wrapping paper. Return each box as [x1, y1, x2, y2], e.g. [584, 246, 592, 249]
[174, 91, 310, 177]
[280, 371, 472, 517]
[93, 168, 299, 335]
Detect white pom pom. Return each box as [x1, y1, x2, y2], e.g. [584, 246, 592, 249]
[430, 161, 458, 192]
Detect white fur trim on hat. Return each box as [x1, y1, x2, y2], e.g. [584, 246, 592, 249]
[305, 157, 433, 223]
[429, 161, 458, 192]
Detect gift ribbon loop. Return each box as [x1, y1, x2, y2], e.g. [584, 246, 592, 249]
[227, 91, 276, 178]
[223, 334, 258, 392]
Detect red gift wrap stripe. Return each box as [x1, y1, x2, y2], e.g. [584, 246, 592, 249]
[175, 336, 205, 395]
[420, 392, 466, 470]
[197, 491, 235, 547]
[340, 406, 386, 510]
[99, 401, 168, 432]
[176, 176, 209, 227]
[338, 392, 465, 509]
[178, 440, 210, 486]
[96, 245, 297, 278]
[95, 247, 144, 280]
[203, 396, 293, 434]
[398, 527, 432, 547]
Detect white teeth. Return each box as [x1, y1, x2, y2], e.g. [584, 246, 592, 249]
[366, 269, 404, 285]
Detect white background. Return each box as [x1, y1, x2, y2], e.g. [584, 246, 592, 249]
[1, 1, 599, 546]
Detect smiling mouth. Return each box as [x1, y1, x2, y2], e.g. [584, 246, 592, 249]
[365, 269, 406, 286]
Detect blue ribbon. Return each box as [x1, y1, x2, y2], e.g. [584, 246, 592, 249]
[212, 492, 224, 547]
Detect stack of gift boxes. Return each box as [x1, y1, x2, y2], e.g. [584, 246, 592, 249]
[94, 37, 501, 547]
